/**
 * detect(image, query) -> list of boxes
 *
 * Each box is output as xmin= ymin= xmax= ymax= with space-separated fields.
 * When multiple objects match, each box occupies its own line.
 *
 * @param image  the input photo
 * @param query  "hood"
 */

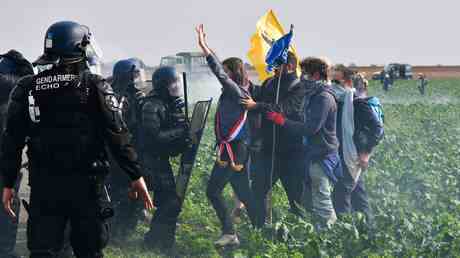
xmin=302 ymin=79 xmax=338 ymax=103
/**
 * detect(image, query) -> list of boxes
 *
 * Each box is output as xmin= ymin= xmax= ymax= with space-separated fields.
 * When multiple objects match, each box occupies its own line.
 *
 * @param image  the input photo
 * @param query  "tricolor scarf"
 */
xmin=215 ymin=109 xmax=248 ymax=172
xmin=331 ymin=84 xmax=362 ymax=185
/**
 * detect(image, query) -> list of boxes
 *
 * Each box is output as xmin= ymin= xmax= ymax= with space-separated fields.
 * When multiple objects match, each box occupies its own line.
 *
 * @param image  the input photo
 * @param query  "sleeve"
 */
xmin=94 ymin=76 xmax=142 ymax=181
xmin=1 ymin=79 xmax=30 ymax=188
xmin=206 ymin=53 xmax=244 ymax=99
xmin=141 ymin=100 xmax=186 ymax=145
xmin=256 ymin=83 xmax=304 ymax=116
xmin=252 ymin=79 xmax=276 ymax=112
xmin=284 ymin=93 xmax=332 ymax=137
xmin=354 ymin=100 xmax=383 ymax=153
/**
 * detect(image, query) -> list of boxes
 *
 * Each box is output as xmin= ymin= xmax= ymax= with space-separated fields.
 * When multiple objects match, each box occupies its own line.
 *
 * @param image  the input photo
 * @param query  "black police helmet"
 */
xmin=113 ymin=58 xmax=144 ymax=77
xmin=152 ymin=66 xmax=179 ymax=91
xmin=0 ymin=50 xmax=34 ymax=77
xmin=112 ymin=58 xmax=146 ymax=94
xmin=34 ymin=21 xmax=95 ymax=66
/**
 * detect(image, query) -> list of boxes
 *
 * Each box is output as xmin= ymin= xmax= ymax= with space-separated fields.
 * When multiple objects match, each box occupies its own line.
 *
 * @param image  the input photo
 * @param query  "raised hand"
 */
xmin=195 ymin=24 xmax=211 ymax=56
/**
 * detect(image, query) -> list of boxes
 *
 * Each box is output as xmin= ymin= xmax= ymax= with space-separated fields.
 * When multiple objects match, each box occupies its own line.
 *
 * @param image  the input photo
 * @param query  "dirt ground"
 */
xmin=346 ymin=66 xmax=460 ymax=79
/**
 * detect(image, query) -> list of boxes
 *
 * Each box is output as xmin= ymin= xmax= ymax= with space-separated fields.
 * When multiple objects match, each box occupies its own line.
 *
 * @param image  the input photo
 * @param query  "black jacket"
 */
xmin=252 ymin=72 xmax=305 ymax=156
xmin=139 ymin=93 xmax=188 ymax=163
xmin=1 ymin=69 xmax=142 ymax=188
xmin=284 ymin=80 xmax=339 ymax=161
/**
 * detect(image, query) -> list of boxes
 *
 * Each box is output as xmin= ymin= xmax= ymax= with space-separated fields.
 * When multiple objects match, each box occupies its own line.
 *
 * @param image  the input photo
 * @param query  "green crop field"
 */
xmin=105 ymin=79 xmax=460 ymax=258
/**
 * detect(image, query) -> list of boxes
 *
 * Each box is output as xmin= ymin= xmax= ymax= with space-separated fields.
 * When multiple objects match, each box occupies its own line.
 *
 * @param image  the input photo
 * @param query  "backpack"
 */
xmin=364 ymin=96 xmax=384 ymax=144
xmin=366 ymin=96 xmax=384 ymax=125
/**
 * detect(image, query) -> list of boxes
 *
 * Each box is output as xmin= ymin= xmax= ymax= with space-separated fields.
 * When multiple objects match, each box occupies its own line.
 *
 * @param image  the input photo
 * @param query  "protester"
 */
xmin=331 ymin=65 xmax=384 ymax=224
xmin=353 ymin=72 xmax=368 ymax=98
xmin=417 ymin=73 xmax=428 ymax=95
xmin=350 ymin=83 xmax=383 ymax=223
xmin=383 ymin=72 xmax=392 ymax=91
xmin=265 ymin=57 xmax=341 ymax=230
xmin=241 ymin=52 xmax=307 ymax=228
xmin=196 ymin=24 xmax=257 ymax=247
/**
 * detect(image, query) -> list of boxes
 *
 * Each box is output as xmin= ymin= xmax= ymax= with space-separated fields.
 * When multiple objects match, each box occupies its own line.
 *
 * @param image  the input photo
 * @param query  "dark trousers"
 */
xmin=145 ymin=158 xmax=181 ymax=248
xmin=27 ymin=176 xmax=109 ymax=258
xmin=206 ymin=163 xmax=256 ymax=234
xmin=332 ymin=165 xmax=373 ymax=223
xmin=252 ymin=152 xmax=306 ymax=228
xmin=107 ymin=159 xmax=144 ymax=239
xmin=0 ymin=173 xmax=22 ymax=257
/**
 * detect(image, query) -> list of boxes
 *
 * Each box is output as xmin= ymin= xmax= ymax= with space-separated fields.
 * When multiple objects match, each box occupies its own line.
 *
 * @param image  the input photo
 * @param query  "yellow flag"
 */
xmin=247 ymin=10 xmax=301 ymax=82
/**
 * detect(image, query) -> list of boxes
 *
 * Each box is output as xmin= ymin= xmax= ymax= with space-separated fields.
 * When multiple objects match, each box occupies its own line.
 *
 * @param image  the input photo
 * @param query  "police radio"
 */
xmin=27 ymin=91 xmax=40 ymax=123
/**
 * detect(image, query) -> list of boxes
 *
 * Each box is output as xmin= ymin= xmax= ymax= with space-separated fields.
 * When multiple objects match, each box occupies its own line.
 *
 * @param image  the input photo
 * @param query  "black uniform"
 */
xmin=140 ymin=92 xmax=189 ymax=250
xmin=108 ymin=89 xmax=145 ymax=240
xmin=251 ymin=72 xmax=307 ymax=227
xmin=108 ymin=86 xmax=146 ymax=241
xmin=1 ymin=66 xmax=142 ymax=258
xmin=0 ymin=50 xmax=34 ymax=258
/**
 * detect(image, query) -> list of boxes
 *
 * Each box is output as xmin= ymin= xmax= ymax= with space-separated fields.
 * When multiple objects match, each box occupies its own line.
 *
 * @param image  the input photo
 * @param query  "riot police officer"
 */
xmin=1 ymin=21 xmax=153 ymax=258
xmin=108 ymin=58 xmax=148 ymax=241
xmin=0 ymin=49 xmax=34 ymax=258
xmin=140 ymin=66 xmax=190 ymax=252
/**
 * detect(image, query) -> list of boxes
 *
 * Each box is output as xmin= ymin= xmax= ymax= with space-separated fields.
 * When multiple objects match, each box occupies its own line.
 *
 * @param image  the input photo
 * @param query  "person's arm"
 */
xmin=93 ymin=75 xmax=153 ymax=210
xmin=283 ymin=93 xmax=332 ymax=137
xmin=195 ymin=24 xmax=244 ymax=98
xmin=1 ymin=79 xmax=29 ymax=188
xmin=1 ymin=77 xmax=31 ymax=219
xmin=242 ymin=79 xmax=276 ymax=112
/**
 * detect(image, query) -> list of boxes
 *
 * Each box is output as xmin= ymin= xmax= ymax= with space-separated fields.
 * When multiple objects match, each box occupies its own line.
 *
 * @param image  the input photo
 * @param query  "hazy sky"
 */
xmin=1 ymin=0 xmax=458 ymax=66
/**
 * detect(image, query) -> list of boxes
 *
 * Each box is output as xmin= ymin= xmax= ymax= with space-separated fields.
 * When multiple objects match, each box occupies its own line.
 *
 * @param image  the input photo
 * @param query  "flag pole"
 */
xmin=268 ymin=63 xmax=285 ymax=232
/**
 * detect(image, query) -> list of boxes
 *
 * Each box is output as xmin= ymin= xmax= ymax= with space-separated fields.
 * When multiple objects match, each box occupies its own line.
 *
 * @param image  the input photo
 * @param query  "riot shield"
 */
xmin=176 ymin=99 xmax=212 ymax=204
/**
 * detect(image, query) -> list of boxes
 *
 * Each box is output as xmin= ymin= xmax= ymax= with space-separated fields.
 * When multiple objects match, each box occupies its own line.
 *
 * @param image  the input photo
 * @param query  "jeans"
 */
xmin=309 ymin=162 xmax=337 ymax=228
xmin=252 ymin=152 xmax=306 ymax=228
xmin=333 ymin=165 xmax=373 ymax=223
xmin=206 ymin=163 xmax=256 ymax=234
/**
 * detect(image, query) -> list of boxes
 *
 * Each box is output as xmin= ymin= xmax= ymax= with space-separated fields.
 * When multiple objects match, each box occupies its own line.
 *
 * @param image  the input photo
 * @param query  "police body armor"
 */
xmin=139 ymin=95 xmax=188 ymax=159
xmin=119 ymin=91 xmax=144 ymax=147
xmin=26 ymin=68 xmax=105 ymax=174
